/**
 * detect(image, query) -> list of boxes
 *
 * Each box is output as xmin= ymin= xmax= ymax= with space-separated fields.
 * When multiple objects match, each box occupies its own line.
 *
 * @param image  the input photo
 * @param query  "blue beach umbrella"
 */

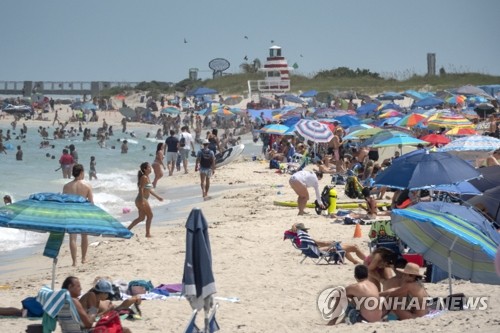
xmin=412 ymin=97 xmax=444 ymax=109
xmin=0 ymin=192 xmax=133 ymax=288
xmin=260 ymin=124 xmax=291 ymax=135
xmin=392 ymin=202 xmax=500 ymax=293
xmin=376 ymin=92 xmax=404 ymax=101
xmin=81 ymin=102 xmax=97 ymax=111
xmin=300 ymin=90 xmax=318 ymax=98
xmin=356 ymin=103 xmax=379 ymax=116
xmin=374 ymin=149 xmax=480 ymax=190
xmin=334 ymin=115 xmax=361 ymax=128
xmin=187 ymin=87 xmax=218 ymax=96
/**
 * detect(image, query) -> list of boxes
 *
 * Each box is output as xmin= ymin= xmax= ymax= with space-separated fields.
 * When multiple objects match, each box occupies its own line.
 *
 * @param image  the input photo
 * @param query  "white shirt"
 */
xmin=179 ymin=131 xmax=194 ymax=150
xmin=290 ymin=170 xmax=322 ymax=203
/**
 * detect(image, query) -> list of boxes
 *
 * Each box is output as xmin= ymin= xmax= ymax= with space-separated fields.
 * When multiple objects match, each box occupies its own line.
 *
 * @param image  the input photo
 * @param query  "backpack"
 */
xmin=314 ymin=185 xmax=333 ymax=214
xmin=200 ymin=148 xmax=214 ymax=168
xmin=345 ymin=176 xmax=364 ymax=199
xmin=179 ymin=134 xmax=186 ymax=147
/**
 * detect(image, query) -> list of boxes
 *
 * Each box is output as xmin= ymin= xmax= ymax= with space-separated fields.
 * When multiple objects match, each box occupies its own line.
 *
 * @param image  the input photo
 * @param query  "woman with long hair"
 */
xmin=151 ymin=142 xmax=166 ymax=188
xmin=128 ymin=162 xmax=163 ymax=237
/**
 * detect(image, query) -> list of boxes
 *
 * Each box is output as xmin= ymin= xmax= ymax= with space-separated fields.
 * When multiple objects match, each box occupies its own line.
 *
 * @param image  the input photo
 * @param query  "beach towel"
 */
xmin=36 ymin=286 xmax=81 ymax=333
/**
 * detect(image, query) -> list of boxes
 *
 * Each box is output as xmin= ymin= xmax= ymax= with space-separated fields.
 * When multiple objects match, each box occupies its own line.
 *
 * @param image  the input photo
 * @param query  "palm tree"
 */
xmin=240 ymin=58 xmax=262 ymax=73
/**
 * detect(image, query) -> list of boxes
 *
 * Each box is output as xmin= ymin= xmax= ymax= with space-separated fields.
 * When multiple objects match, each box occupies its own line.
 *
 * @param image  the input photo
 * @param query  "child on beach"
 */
xmin=89 ymin=156 xmax=97 ymax=180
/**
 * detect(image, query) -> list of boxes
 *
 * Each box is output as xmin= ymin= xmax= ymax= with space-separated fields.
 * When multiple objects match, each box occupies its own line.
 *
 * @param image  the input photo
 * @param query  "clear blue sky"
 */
xmin=1 ymin=0 xmax=499 ymax=83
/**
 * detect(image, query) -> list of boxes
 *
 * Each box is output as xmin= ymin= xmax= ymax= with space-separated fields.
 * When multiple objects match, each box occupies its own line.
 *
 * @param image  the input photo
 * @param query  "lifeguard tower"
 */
xmin=247 ymin=45 xmax=292 ymax=99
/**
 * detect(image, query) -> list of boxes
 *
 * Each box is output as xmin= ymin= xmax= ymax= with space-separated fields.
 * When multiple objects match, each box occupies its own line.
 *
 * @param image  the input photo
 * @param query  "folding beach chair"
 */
xmin=368 ymin=220 xmax=403 ymax=256
xmin=183 ymin=303 xmax=220 ymax=333
xmin=284 ymin=231 xmax=345 ymax=265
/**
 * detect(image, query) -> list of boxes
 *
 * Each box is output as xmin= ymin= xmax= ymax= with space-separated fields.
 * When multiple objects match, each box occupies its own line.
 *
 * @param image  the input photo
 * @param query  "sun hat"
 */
xmin=202 ymin=139 xmax=209 ymax=144
xmin=294 ymin=223 xmax=309 ymax=231
xmin=94 ymin=279 xmax=114 ymax=295
xmin=396 ymin=262 xmax=425 ymax=277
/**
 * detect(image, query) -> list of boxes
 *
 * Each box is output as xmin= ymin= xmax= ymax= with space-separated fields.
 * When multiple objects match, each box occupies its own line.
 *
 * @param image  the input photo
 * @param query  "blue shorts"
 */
xmin=200 ymin=168 xmax=212 ymax=177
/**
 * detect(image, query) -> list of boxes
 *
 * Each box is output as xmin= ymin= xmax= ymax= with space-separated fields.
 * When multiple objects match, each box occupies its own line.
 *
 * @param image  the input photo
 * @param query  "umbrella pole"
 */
xmin=51 ymin=257 xmax=58 ymax=290
xmin=447 ymin=237 xmax=458 ymax=296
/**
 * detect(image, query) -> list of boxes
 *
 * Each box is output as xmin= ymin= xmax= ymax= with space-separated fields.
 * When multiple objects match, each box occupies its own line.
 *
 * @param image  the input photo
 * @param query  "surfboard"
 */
xmin=273 ymin=201 xmax=391 ymax=209
xmin=215 ymin=144 xmax=245 ymax=167
xmin=146 ymin=138 xmax=164 ymax=143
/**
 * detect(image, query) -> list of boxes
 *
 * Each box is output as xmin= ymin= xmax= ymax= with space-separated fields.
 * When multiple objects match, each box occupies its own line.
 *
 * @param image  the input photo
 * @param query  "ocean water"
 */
xmin=0 ymin=121 xmax=262 ymax=255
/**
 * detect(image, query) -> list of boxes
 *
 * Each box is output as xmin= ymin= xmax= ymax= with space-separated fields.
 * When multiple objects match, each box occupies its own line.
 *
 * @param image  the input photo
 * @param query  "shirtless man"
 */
xmin=328 ymin=265 xmax=382 ymax=325
xmin=63 ymin=164 xmax=93 ymax=266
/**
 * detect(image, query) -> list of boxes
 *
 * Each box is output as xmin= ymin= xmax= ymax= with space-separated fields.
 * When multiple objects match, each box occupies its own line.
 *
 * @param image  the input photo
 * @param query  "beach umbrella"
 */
xmin=118 ymin=107 xmax=136 ymax=118
xmin=0 ymin=193 xmax=133 ymax=289
xmin=403 ymin=90 xmax=434 ymax=101
xmin=373 ymin=117 xmax=402 ymax=127
xmin=378 ymin=103 xmax=403 ymax=112
xmin=345 ymin=124 xmax=373 ymax=134
xmin=187 ymin=87 xmax=218 ymax=96
xmin=433 ymin=181 xmax=482 ymax=196
xmin=461 ymin=108 xmax=480 ymax=120
xmin=371 ymin=136 xmax=428 ymax=150
xmin=215 ymin=108 xmax=235 ymax=119
xmin=445 ymin=127 xmax=478 ymax=136
xmin=374 ymin=149 xmax=480 ymax=190
xmin=356 ymin=103 xmax=379 ymax=116
xmin=420 ymin=134 xmax=451 ymax=146
xmin=81 ymin=102 xmax=97 ymax=111
xmin=223 ymin=95 xmax=243 ymax=106
xmin=474 ymin=103 xmax=496 ymax=118
xmin=359 ymin=130 xmax=410 ymax=147
xmin=395 ymin=113 xmax=427 ymax=127
xmin=468 ymin=166 xmax=500 ymax=192
xmin=280 ymin=94 xmax=305 ymax=104
xmin=412 ymin=97 xmax=444 ymax=109
xmin=428 ymin=114 xmax=473 ymax=129
xmin=445 ymin=95 xmax=466 ymax=105
xmin=379 ymin=110 xmax=403 ymax=118
xmin=344 ymin=127 xmax=384 ymax=140
xmin=311 ymin=108 xmax=337 ymax=118
xmin=392 ymin=201 xmax=500 ymax=294
xmin=376 ymin=92 xmax=404 ymax=101
xmin=467 ymin=186 xmax=500 ymax=225
xmin=182 ymin=208 xmax=217 ymax=330
xmin=161 ymin=106 xmax=181 ymax=115
xmin=455 ymin=85 xmax=491 ymax=99
xmin=333 ymin=115 xmax=361 ymax=128
xmin=438 ymin=135 xmax=500 ymax=160
xmin=294 ymin=119 xmax=334 ymax=143
xmin=300 ymin=90 xmax=318 ymax=98
xmin=260 ymin=124 xmax=290 ymax=135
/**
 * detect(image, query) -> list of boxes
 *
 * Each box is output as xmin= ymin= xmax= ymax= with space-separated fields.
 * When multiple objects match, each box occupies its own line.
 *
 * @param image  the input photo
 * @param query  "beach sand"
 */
xmin=1 ymin=102 xmax=500 ymax=333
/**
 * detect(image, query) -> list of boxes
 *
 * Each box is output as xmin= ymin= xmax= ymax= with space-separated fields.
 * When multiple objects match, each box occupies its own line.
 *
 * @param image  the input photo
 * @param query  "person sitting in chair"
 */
xmin=290 ymin=223 xmax=367 ymax=264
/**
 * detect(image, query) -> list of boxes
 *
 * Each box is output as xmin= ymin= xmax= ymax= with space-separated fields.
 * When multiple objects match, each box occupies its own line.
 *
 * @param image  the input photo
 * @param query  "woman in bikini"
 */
xmin=128 ymin=162 xmax=163 ymax=237
xmin=151 ymin=143 xmax=166 ymax=188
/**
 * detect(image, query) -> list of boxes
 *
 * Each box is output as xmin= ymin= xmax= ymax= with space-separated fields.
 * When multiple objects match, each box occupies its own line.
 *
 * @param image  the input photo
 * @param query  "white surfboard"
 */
xmin=119 ymin=138 xmax=138 ymax=144
xmin=215 ymin=144 xmax=245 ymax=167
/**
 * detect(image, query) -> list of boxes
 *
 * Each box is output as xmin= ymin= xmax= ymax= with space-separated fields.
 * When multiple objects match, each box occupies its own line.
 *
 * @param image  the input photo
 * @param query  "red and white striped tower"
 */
xmin=259 ymin=45 xmax=292 ymax=92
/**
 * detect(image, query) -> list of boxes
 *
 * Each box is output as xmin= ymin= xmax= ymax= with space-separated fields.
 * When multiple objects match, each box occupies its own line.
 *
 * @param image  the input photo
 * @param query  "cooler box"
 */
xmin=403 ymin=253 xmax=424 ymax=267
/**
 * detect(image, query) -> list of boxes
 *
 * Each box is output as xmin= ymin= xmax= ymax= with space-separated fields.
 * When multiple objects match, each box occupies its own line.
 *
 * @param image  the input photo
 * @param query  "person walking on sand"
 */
xmin=288 ymin=170 xmax=325 ymax=215
xmin=62 ymin=164 xmax=93 ymax=266
xmin=151 ymin=143 xmax=166 ymax=188
xmin=164 ymin=130 xmax=179 ymax=176
xmin=128 ymin=162 xmax=163 ymax=237
xmin=178 ymin=126 xmax=195 ymax=174
xmin=195 ymin=139 xmax=216 ymax=199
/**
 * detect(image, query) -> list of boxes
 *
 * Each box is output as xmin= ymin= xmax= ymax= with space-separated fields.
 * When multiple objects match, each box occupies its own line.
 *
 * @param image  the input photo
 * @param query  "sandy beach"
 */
xmin=1 ymin=102 xmax=500 ymax=333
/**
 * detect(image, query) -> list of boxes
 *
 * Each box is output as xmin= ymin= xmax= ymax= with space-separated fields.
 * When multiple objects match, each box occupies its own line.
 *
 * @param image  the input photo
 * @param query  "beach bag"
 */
xmin=269 ymin=159 xmax=280 ymax=169
xmin=345 ymin=176 xmax=364 ymax=199
xmin=21 ymin=297 xmax=44 ymax=317
xmin=128 ymin=280 xmax=154 ymax=296
xmin=93 ymin=310 xmax=123 ymax=333
xmin=179 ymin=134 xmax=186 ymax=147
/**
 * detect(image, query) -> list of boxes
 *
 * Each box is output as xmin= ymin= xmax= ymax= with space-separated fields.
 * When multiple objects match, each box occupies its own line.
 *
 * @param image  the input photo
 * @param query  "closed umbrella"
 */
xmin=294 ymin=119 xmax=334 ymax=143
xmin=0 ymin=193 xmax=133 ymax=289
xmin=182 ymin=208 xmax=216 ymax=312
xmin=392 ymin=201 xmax=500 ymax=294
xmin=374 ymin=149 xmax=480 ymax=190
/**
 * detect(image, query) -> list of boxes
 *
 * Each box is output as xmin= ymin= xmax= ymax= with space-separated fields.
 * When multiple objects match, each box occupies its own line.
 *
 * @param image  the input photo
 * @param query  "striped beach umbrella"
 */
xmin=427 ymin=114 xmax=473 ymax=129
xmin=395 ymin=113 xmax=427 ymax=127
xmin=295 ymin=119 xmax=334 ymax=143
xmin=440 ymin=135 xmax=500 ymax=152
xmin=379 ymin=109 xmax=403 ymax=118
xmin=0 ymin=192 xmax=133 ymax=288
xmin=392 ymin=201 xmax=500 ymax=291
xmin=445 ymin=127 xmax=478 ymax=136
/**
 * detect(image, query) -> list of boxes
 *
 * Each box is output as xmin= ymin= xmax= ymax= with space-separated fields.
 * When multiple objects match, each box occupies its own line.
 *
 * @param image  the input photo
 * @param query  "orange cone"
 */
xmin=353 ymin=223 xmax=362 ymax=238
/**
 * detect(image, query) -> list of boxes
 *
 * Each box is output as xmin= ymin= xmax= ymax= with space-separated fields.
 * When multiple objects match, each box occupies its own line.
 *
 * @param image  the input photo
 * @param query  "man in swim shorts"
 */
xmin=195 ymin=139 xmax=216 ymax=199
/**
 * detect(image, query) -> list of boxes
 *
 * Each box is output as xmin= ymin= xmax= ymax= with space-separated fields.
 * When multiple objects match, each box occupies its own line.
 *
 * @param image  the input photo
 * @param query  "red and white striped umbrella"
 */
xmin=294 ymin=119 xmax=334 ymax=143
